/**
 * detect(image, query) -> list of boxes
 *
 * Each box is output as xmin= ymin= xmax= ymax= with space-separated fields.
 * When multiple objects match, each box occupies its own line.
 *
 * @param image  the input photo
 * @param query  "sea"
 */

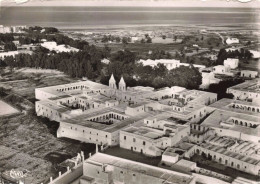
xmin=0 ymin=6 xmax=259 ymax=30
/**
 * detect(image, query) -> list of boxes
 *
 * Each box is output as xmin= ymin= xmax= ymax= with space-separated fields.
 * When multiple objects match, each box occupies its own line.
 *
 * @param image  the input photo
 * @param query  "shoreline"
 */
xmin=60 ymin=23 xmax=260 ymax=31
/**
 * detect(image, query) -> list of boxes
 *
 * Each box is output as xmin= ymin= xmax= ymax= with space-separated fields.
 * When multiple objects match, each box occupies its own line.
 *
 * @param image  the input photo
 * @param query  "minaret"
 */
xmin=119 ymin=76 xmax=126 ymax=91
xmin=109 ymin=74 xmax=117 ymax=89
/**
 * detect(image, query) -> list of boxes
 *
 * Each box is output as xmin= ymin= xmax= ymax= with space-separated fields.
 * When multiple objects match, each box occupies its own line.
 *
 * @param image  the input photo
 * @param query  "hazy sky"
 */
xmin=1 ymin=0 xmax=260 ymax=7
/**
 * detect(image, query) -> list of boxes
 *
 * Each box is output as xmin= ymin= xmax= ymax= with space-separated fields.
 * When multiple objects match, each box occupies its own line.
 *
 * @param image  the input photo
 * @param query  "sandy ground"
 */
xmin=16 ymin=68 xmax=64 ymax=75
xmin=0 ymin=100 xmax=19 ymax=116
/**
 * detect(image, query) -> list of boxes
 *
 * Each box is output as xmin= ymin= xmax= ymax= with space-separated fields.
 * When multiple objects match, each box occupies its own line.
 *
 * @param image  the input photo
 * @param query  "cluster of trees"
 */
xmin=101 ymin=35 xmax=132 ymax=45
xmin=4 ymin=42 xmax=17 ymax=51
xmin=101 ymin=35 xmax=121 ymax=43
xmin=208 ymin=79 xmax=244 ymax=100
xmin=3 ymin=45 xmax=105 ymax=79
xmin=216 ymin=48 xmax=253 ymax=65
xmin=147 ymin=49 xmax=173 ymax=60
xmin=0 ymin=34 xmax=14 ymax=43
xmin=140 ymin=34 xmax=152 ymax=43
xmin=25 ymin=26 xmax=59 ymax=34
xmin=21 ymin=26 xmax=88 ymax=50
xmin=101 ymin=49 xmax=202 ymax=89
xmin=0 ymin=34 xmax=16 ymax=51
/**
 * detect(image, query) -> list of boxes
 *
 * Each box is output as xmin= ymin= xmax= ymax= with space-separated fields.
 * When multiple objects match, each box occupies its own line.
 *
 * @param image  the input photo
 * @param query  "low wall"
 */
xmin=49 ymin=163 xmax=83 ymax=184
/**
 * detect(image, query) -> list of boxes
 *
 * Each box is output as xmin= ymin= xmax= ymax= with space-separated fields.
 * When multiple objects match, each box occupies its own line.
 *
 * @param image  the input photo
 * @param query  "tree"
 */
xmin=146 ymin=36 xmax=152 ymax=43
xmin=4 ymin=42 xmax=17 ymax=51
xmin=122 ymin=37 xmax=129 ymax=45
xmin=216 ymin=48 xmax=227 ymax=65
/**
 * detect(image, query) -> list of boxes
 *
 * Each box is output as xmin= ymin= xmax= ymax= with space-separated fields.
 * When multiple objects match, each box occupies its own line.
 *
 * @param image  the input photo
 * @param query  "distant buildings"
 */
xmin=0 ymin=25 xmax=26 ymax=33
xmin=137 ymin=59 xmax=205 ymax=71
xmin=240 ymin=70 xmax=258 ymax=78
xmin=101 ymin=58 xmax=110 ymax=64
xmin=249 ymin=50 xmax=260 ymax=59
xmin=226 ymin=38 xmax=239 ymax=45
xmin=224 ymin=58 xmax=239 ymax=69
xmin=40 ymin=41 xmax=79 ymax=53
xmin=0 ymin=51 xmax=19 ymax=60
xmin=138 ymin=59 xmax=180 ymax=70
xmin=212 ymin=65 xmax=233 ymax=76
xmin=200 ymin=71 xmax=221 ymax=89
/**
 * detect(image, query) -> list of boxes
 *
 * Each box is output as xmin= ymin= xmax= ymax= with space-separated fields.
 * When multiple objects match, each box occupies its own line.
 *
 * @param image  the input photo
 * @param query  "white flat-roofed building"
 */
xmin=226 ymin=38 xmax=239 ymax=45
xmin=101 ymin=58 xmax=110 ymax=64
xmin=138 ymin=59 xmax=180 ymax=70
xmin=201 ymin=98 xmax=260 ymax=143
xmin=57 ymin=109 xmax=152 ymax=146
xmin=212 ymin=65 xmax=233 ymax=76
xmin=241 ymin=70 xmax=258 ymax=78
xmin=41 ymin=41 xmax=79 ymax=53
xmin=120 ymin=114 xmax=190 ymax=156
xmin=162 ymin=147 xmax=180 ymax=165
xmin=226 ymin=78 xmax=260 ymax=102
xmin=249 ymin=50 xmax=260 ymax=59
xmin=0 ymin=51 xmax=19 ymax=60
xmin=224 ymin=58 xmax=239 ymax=69
xmin=185 ymin=141 xmax=260 ymax=176
xmin=200 ymin=71 xmax=221 ymax=89
xmin=137 ymin=59 xmax=205 ymax=71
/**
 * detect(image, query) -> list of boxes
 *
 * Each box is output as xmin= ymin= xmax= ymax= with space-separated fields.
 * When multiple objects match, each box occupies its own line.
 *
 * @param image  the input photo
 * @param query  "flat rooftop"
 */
xmin=62 ymin=110 xmax=152 ymax=133
xmin=200 ymin=142 xmax=260 ymax=166
xmin=228 ymin=79 xmax=260 ymax=93
xmin=86 ymin=153 xmax=193 ymax=184
xmin=36 ymin=80 xmax=110 ymax=96
xmin=122 ymin=126 xmax=165 ymax=140
xmin=201 ymin=110 xmax=260 ymax=137
xmin=36 ymin=100 xmax=70 ymax=113
xmin=209 ymin=98 xmax=260 ymax=115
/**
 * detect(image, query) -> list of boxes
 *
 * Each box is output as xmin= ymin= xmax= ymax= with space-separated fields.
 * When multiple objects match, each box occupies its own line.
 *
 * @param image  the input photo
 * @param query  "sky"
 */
xmin=1 ymin=0 xmax=260 ymax=8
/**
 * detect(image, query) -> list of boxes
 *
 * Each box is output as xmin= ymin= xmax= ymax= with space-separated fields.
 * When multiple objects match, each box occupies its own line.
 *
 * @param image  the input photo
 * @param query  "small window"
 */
xmin=106 ymin=135 xmax=108 ymax=138
xmin=133 ymin=138 xmax=136 ymax=142
xmin=124 ymin=136 xmax=126 ymax=140
xmin=120 ymin=171 xmax=123 ymax=174
xmin=143 ymin=141 xmax=145 ymax=146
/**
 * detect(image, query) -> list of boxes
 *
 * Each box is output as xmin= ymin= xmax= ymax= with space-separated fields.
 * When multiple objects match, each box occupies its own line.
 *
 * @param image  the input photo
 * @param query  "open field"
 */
xmin=0 ymin=68 xmax=78 ymax=100
xmin=0 ymin=100 xmax=19 ymax=116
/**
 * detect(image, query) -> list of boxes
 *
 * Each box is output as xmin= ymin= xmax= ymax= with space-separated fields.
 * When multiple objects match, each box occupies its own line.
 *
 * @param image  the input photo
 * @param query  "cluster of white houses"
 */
xmin=35 ymin=75 xmax=260 ymax=184
xmin=136 ymin=58 xmax=258 ymax=90
xmin=0 ymin=25 xmax=26 ymax=33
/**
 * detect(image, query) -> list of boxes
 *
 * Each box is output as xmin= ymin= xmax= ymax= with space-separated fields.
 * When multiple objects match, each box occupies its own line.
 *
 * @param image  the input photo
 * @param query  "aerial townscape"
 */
xmin=0 ymin=1 xmax=260 ymax=184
